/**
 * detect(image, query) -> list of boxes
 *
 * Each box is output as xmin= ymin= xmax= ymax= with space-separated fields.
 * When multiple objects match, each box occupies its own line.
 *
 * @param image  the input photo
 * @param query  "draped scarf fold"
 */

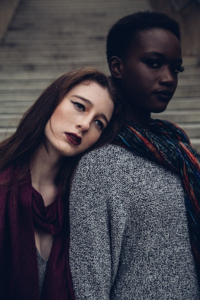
xmin=114 ymin=118 xmax=200 ymax=282
xmin=0 ymin=165 xmax=75 ymax=300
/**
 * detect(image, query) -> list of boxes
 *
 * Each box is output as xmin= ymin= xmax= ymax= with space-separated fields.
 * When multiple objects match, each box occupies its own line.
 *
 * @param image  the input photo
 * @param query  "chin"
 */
xmin=151 ymin=105 xmax=168 ymax=114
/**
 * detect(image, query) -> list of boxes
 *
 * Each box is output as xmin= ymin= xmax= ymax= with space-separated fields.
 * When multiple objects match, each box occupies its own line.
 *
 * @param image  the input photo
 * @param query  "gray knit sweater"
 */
xmin=69 ymin=144 xmax=199 ymax=299
xmin=37 ymin=248 xmax=47 ymax=298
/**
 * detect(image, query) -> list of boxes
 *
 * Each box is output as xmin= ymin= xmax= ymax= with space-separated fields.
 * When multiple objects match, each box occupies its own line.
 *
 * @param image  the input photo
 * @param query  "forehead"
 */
xmin=127 ymin=28 xmax=182 ymax=60
xmin=67 ymin=81 xmax=112 ymax=105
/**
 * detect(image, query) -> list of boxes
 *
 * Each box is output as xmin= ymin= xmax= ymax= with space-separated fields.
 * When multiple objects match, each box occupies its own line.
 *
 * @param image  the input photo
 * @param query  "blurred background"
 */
xmin=0 ymin=0 xmax=200 ymax=151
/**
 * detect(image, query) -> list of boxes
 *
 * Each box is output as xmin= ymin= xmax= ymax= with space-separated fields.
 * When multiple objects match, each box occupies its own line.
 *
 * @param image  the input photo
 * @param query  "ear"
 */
xmin=108 ymin=56 xmax=123 ymax=79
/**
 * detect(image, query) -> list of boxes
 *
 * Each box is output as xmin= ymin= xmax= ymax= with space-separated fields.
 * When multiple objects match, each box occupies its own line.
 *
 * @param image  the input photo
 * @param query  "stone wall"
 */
xmin=149 ymin=0 xmax=200 ymax=57
xmin=0 ymin=0 xmax=21 ymax=43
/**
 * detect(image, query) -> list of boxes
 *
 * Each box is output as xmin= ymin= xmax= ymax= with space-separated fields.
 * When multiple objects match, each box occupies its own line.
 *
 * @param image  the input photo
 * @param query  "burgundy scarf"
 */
xmin=0 ymin=165 xmax=75 ymax=300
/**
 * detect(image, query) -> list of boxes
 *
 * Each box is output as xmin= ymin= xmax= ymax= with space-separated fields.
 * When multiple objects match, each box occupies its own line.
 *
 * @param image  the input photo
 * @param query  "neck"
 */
xmin=124 ymin=99 xmax=151 ymax=131
xmin=30 ymin=144 xmax=62 ymax=196
xmin=116 ymin=84 xmax=151 ymax=130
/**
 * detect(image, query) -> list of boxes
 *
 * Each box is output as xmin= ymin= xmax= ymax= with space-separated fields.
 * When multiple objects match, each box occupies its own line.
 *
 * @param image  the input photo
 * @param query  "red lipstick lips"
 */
xmin=65 ymin=132 xmax=82 ymax=146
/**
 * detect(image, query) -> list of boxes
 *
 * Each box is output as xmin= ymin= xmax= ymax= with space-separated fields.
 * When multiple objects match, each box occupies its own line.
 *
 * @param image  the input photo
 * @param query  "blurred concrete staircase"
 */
xmin=0 ymin=0 xmax=200 ymax=152
xmin=0 ymin=0 xmax=151 ymax=139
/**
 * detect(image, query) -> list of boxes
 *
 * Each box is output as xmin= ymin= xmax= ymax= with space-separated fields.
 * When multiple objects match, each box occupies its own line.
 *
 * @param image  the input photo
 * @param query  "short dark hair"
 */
xmin=106 ymin=11 xmax=181 ymax=62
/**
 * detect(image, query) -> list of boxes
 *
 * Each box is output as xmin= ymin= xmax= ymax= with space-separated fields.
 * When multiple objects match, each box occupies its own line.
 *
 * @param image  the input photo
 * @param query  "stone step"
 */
xmin=190 ymin=139 xmax=200 ymax=152
xmin=0 ymin=93 xmax=199 ymax=107
xmin=0 ymin=128 xmax=15 ymax=142
xmin=15 ymin=0 xmax=148 ymax=7
xmin=0 ymin=99 xmax=199 ymax=113
xmin=174 ymin=88 xmax=200 ymax=98
xmin=175 ymin=123 xmax=200 ymax=138
xmin=2 ymin=37 xmax=106 ymax=44
xmin=0 ymin=72 xmax=60 ymax=80
xmin=152 ymin=110 xmax=200 ymax=123
xmin=0 ymin=115 xmax=21 ymax=127
xmin=12 ymin=4 xmax=147 ymax=12
xmin=8 ymin=4 xmax=149 ymax=14
xmin=0 ymin=78 xmax=198 ymax=88
xmin=3 ymin=30 xmax=199 ymax=41
xmin=0 ymin=92 xmax=41 ymax=101
xmin=0 ymin=81 xmax=51 ymax=90
xmin=0 ymin=57 xmax=105 ymax=64
xmin=0 ymin=87 xmax=200 ymax=101
xmin=2 ymin=66 xmax=200 ymax=84
xmin=1 ymin=70 xmax=199 ymax=81
xmin=0 ymin=105 xmax=31 ymax=114
xmin=0 ymin=62 xmax=105 ymax=72
xmin=0 ymin=47 xmax=105 ymax=57
xmin=0 ymin=68 xmax=198 ymax=81
xmin=167 ymin=98 xmax=200 ymax=109
xmin=0 ymin=78 xmax=199 ymax=88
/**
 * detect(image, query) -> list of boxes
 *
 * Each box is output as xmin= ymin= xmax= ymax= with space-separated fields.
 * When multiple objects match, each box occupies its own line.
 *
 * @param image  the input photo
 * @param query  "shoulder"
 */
xmin=72 ymin=144 xmax=134 ymax=190
xmin=70 ymin=145 xmax=137 ymax=219
xmin=77 ymin=144 xmax=135 ymax=171
xmin=73 ymin=143 xmax=157 ymax=185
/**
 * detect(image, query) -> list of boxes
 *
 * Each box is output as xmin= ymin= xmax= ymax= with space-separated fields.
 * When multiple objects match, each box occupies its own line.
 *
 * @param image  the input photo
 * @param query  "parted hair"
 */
xmin=0 ymin=67 xmax=124 ymax=196
xmin=106 ymin=11 xmax=181 ymax=62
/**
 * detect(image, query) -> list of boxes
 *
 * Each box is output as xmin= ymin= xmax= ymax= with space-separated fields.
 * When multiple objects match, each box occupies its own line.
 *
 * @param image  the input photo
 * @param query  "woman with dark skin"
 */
xmin=69 ymin=12 xmax=200 ymax=299
xmin=0 ymin=67 xmax=123 ymax=300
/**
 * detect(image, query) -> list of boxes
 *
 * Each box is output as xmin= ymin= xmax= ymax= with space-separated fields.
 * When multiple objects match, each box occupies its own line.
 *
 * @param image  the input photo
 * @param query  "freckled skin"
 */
xmin=45 ymin=81 xmax=114 ymax=158
xmin=116 ymin=29 xmax=182 ymax=126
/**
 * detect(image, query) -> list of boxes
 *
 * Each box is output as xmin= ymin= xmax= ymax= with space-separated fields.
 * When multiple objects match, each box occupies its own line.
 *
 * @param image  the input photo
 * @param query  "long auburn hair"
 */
xmin=0 ymin=67 xmax=124 ymax=197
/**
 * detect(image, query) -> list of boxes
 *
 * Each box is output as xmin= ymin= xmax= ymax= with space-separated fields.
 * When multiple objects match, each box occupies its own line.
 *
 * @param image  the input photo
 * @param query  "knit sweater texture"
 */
xmin=37 ymin=249 xmax=47 ymax=298
xmin=69 ymin=144 xmax=199 ymax=300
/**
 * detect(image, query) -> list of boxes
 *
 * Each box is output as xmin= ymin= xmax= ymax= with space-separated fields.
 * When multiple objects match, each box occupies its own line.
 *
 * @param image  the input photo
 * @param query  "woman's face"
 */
xmin=119 ymin=28 xmax=182 ymax=115
xmin=45 ymin=81 xmax=114 ymax=158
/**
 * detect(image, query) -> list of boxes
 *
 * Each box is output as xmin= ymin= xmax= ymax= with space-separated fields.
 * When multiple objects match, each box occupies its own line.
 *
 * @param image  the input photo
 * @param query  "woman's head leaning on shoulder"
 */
xmin=0 ymin=67 xmax=123 ymax=194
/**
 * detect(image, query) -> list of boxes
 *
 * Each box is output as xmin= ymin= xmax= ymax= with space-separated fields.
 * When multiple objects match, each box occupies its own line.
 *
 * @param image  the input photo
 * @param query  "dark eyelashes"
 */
xmin=95 ymin=120 xmax=104 ymax=130
xmin=178 ymin=65 xmax=185 ymax=73
xmin=146 ymin=62 xmax=184 ymax=74
xmin=71 ymin=100 xmax=105 ymax=130
xmin=144 ymin=58 xmax=185 ymax=73
xmin=173 ymin=65 xmax=184 ymax=74
xmin=71 ymin=101 xmax=85 ymax=111
xmin=144 ymin=59 xmax=160 ymax=67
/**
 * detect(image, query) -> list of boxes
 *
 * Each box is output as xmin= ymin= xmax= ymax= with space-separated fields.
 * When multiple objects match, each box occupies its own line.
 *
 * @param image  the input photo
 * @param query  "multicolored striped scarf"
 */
xmin=114 ymin=118 xmax=200 ymax=282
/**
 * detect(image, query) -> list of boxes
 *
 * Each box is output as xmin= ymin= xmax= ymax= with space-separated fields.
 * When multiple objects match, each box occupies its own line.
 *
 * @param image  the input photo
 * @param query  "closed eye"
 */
xmin=71 ymin=101 xmax=85 ymax=112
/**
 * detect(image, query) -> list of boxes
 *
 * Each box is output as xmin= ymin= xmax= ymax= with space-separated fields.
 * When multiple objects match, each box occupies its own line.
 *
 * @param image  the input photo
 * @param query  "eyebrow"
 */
xmin=71 ymin=95 xmax=93 ymax=106
xmin=145 ymin=52 xmax=183 ymax=64
xmin=71 ymin=95 xmax=109 ymax=125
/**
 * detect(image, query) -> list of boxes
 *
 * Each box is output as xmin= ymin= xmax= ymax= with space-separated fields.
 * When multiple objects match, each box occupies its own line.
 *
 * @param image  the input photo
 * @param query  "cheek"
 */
xmin=90 ymin=131 xmax=102 ymax=143
xmin=45 ymin=114 xmax=63 ymax=139
xmin=48 ymin=107 xmax=71 ymax=132
xmin=51 ymin=107 xmax=66 ymax=123
xmin=84 ymin=130 xmax=102 ymax=149
xmin=44 ymin=121 xmax=53 ymax=141
xmin=122 ymin=65 xmax=145 ymax=91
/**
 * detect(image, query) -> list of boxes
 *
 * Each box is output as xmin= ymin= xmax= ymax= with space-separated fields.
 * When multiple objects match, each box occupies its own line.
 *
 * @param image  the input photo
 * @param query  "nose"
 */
xmin=159 ymin=67 xmax=177 ymax=88
xmin=76 ymin=117 xmax=91 ymax=132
